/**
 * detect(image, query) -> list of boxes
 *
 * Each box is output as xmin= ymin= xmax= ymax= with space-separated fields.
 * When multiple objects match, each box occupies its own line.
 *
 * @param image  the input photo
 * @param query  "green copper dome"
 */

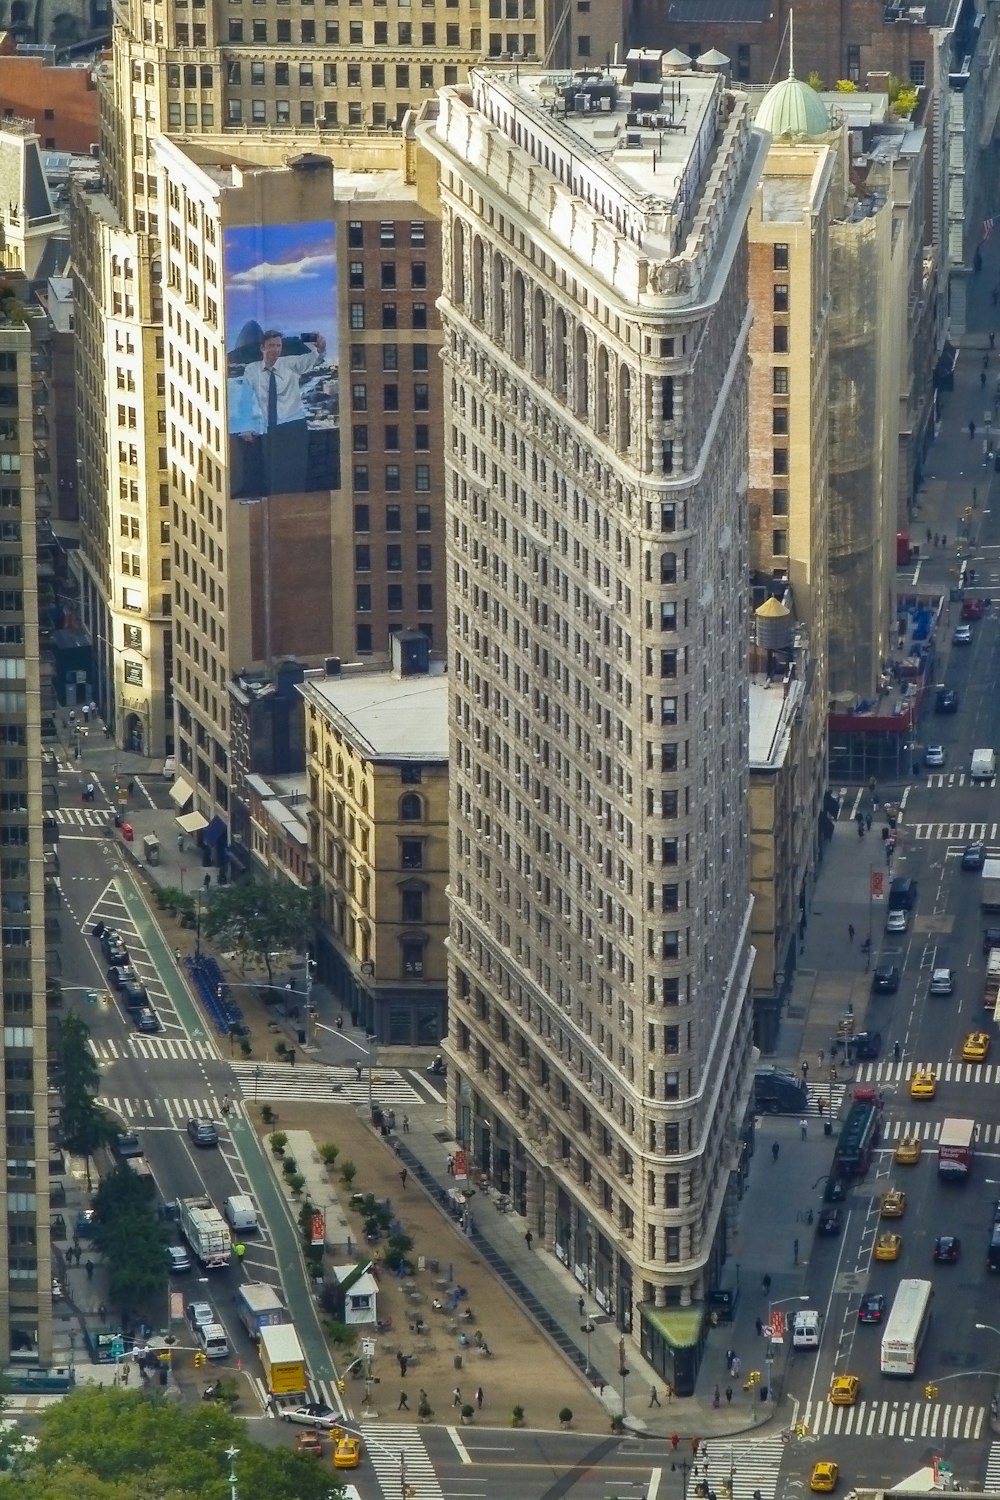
xmin=756 ymin=74 xmax=830 ymax=140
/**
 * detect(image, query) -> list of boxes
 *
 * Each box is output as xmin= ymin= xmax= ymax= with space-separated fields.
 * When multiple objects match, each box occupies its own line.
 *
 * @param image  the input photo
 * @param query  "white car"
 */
xmin=929 ymin=967 xmax=955 ymax=996
xmin=953 ymin=624 xmax=973 ymax=645
xmin=924 ymin=745 xmax=945 ymax=768
xmin=186 ymin=1300 xmax=215 ymax=1330
xmin=885 ymin=909 xmax=908 ymax=933
xmin=281 ymin=1402 xmax=341 ymax=1430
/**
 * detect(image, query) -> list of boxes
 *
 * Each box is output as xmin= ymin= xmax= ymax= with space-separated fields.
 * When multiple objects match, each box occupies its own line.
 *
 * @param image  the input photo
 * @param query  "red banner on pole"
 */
xmin=870 ymin=869 xmax=886 ymax=902
xmin=310 ymin=1210 xmax=325 ymax=1246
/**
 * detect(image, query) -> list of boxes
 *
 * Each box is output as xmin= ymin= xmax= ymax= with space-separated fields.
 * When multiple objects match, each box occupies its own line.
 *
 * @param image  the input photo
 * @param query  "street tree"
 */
xmin=16 ymin=1386 xmax=340 ymax=1500
xmin=92 ymin=1166 xmax=168 ymax=1318
xmin=200 ymin=879 xmax=315 ymax=984
xmin=57 ymin=1011 xmax=117 ymax=1188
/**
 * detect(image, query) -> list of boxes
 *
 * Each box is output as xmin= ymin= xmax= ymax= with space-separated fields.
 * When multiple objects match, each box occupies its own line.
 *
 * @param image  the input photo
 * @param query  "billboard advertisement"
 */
xmin=223 ymin=219 xmax=339 ymax=498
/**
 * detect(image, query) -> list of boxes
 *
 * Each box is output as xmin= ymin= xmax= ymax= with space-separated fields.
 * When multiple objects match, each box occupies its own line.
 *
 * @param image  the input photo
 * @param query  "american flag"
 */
xmin=983 ymin=216 xmax=996 ymax=242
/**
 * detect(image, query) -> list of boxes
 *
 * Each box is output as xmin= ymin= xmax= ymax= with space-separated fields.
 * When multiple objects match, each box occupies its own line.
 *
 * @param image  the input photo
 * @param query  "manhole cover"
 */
xmin=432 ymin=1130 xmax=452 ymax=1143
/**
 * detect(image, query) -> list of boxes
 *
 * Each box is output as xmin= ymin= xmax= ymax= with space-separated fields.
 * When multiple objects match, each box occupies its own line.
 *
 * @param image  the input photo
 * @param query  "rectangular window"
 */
xmin=736 ymin=42 xmax=750 ymax=80
xmin=846 ymin=43 xmax=860 ymax=83
xmin=416 ymin=583 xmax=432 ymax=611
xmin=772 ymin=408 xmax=789 ymax=436
xmin=356 ymin=584 xmax=372 ymax=612
xmin=773 ymin=243 xmax=789 ymax=271
xmin=909 ymin=60 xmax=926 ymax=86
xmin=382 ymin=302 xmax=398 ymax=329
xmin=773 ymin=326 xmax=788 ymax=354
xmin=385 ymin=464 xmax=401 ymax=491
xmin=415 ymin=504 xmax=431 ymax=531
xmin=384 ymin=384 xmax=399 ymax=410
xmin=349 ymin=262 xmax=364 ymax=289
xmin=773 ymin=284 xmax=789 ymax=312
xmin=772 ymin=448 xmax=788 ymax=475
xmin=772 ymin=489 xmax=789 ymax=516
xmin=381 ymin=263 xmax=397 ymax=290
xmin=350 ymin=303 xmax=365 ymax=330
xmin=772 ymin=529 xmax=788 ymax=554
xmin=412 ymin=302 xmax=428 ymax=329
xmin=353 ymin=465 xmax=370 ymax=491
xmin=386 ymin=544 xmax=403 ymax=571
xmin=387 ymin=583 xmax=403 ymax=611
xmin=354 ymin=504 xmax=370 ymax=531
xmin=348 ymin=221 xmax=364 ymax=248
xmin=380 ymin=221 xmax=396 ymax=246
xmin=772 ymin=367 xmax=789 ymax=396
xmin=351 ymin=383 xmax=367 ymax=411
xmin=415 ymin=464 xmax=430 ymax=491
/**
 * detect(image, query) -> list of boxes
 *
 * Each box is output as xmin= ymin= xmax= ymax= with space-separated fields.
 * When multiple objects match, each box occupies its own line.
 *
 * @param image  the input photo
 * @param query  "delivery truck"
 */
xmin=177 ymin=1195 xmax=231 ymax=1269
xmin=971 ymin=748 xmax=997 ymax=781
xmin=258 ymin=1323 xmax=307 ymax=1397
xmin=982 ymin=860 xmax=1000 ymax=913
xmin=937 ymin=1118 xmax=975 ymax=1181
xmin=235 ymin=1282 xmax=290 ymax=1341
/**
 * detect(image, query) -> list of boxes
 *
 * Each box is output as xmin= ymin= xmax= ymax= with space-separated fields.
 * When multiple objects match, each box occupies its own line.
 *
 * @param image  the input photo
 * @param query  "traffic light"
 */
xmin=924 ymin=1383 xmax=938 ymax=1401
xmin=194 ymin=1352 xmax=207 ymax=1369
xmin=337 ymin=1379 xmax=346 ymax=1394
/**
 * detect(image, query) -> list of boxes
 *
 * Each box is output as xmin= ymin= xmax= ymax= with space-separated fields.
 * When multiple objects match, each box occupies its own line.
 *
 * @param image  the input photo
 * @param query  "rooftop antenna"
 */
xmin=764 ymin=8 xmax=794 ymax=89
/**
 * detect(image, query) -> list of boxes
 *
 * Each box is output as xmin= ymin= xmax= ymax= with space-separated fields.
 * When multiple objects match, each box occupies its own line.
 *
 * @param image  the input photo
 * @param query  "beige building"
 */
xmin=300 ymin=633 xmax=448 ymax=1046
xmin=0 ymin=309 xmax=55 ymax=1362
xmin=70 ymin=0 xmax=629 ymax=766
xmin=419 ymin=59 xmax=768 ymax=1386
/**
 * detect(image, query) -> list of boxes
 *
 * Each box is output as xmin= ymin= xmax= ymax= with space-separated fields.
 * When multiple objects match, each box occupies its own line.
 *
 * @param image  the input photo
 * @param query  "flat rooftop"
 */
xmin=301 ymin=669 xmax=448 ymax=763
xmin=749 ymin=677 xmax=801 ymax=768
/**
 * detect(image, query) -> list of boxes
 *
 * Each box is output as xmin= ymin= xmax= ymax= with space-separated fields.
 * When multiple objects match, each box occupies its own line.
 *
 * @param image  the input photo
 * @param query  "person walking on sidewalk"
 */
xmin=970 ymin=419 xmax=977 ymax=440
xmin=848 ymin=922 xmax=855 ymax=943
xmin=650 ymin=1385 xmax=662 ymax=1407
xmin=799 ymin=1118 xmax=808 ymax=1141
xmin=453 ymin=1386 xmax=462 ymax=1407
xmin=476 ymin=1387 xmax=484 ymax=1409
xmin=771 ymin=1141 xmax=779 ymax=1163
xmin=725 ymin=1385 xmax=733 ymax=1404
xmin=524 ymin=1229 xmax=533 ymax=1249
xmin=398 ymin=1391 xmax=409 ymax=1411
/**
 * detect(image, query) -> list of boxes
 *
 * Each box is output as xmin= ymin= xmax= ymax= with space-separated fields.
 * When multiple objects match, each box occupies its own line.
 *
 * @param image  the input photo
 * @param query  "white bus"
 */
xmin=880 ymin=1279 xmax=933 ymax=1376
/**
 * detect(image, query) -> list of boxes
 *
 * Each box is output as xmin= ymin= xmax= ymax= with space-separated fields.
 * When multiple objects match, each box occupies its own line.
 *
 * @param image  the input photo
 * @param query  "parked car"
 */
xmin=120 ymin=980 xmax=150 ymax=1011
xmin=952 ymin=623 xmax=973 ymax=645
xmin=963 ymin=842 xmax=987 ymax=871
xmin=984 ymin=928 xmax=1000 ymax=955
xmin=885 ymin=909 xmax=908 ymax=934
xmin=924 ymin=745 xmax=945 ymax=768
xmin=817 ymin=1208 xmax=843 ymax=1236
xmin=871 ymin=965 xmax=900 ymax=994
xmin=888 ymin=877 xmax=918 ymax=910
xmin=186 ymin=1300 xmax=215 ymax=1330
xmin=935 ymin=688 xmax=959 ymax=714
xmin=107 ymin=964 xmax=140 ymax=989
xmin=114 ymin=1131 xmax=142 ymax=1159
xmin=134 ymin=1006 xmax=161 ymax=1033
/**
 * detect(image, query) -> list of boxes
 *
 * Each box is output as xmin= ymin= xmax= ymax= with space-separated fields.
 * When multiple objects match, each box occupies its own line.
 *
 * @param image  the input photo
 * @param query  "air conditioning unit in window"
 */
xmin=404 ymin=960 xmax=423 ymax=976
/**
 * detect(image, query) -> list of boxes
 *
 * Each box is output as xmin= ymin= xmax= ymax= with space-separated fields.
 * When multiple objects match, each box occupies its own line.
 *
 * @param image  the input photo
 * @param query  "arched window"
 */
xmin=400 ymin=793 xmax=423 ymax=821
xmin=359 ymin=782 xmax=369 ymax=811
xmin=309 ymin=729 xmax=318 ymax=754
xmin=617 ymin=365 xmax=632 ymax=453
xmin=596 ymin=345 xmax=609 ymax=433
xmin=492 ymin=252 xmax=506 ymax=342
xmin=336 ymin=755 xmax=344 ymax=781
xmin=661 ymin=552 xmax=677 ymax=584
xmin=574 ymin=325 xmax=589 ymax=419
xmin=324 ymin=746 xmax=333 ymax=771
xmin=554 ymin=307 xmax=568 ymax=398
xmin=346 ymin=769 xmax=355 ymax=796
xmin=533 ymin=287 xmax=547 ymax=379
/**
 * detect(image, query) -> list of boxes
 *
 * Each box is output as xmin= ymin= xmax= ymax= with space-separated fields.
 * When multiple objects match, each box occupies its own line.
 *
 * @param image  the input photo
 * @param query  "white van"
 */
xmin=197 ymin=1322 xmax=230 ymax=1360
xmin=971 ymin=748 xmax=996 ymax=781
xmin=792 ymin=1310 xmax=821 ymax=1349
xmin=223 ymin=1194 xmax=259 ymax=1233
xmin=161 ymin=756 xmax=176 ymax=780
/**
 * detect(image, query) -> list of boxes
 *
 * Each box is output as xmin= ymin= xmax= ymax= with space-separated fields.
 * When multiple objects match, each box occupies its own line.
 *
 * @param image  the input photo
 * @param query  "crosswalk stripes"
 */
xmin=684 ymin=1438 xmax=786 ymax=1500
xmin=97 ymin=1094 xmax=232 ymax=1123
xmin=857 ymin=1059 xmax=1000 ymax=1086
xmin=911 ymin=821 xmax=999 ymax=840
xmin=878 ymin=1117 xmax=1000 ymax=1145
xmin=230 ymin=1060 xmax=422 ymax=1107
xmin=254 ymin=1375 xmax=333 ymax=1416
xmin=53 ymin=806 xmax=112 ymax=826
xmin=799 ymin=1399 xmax=985 ymax=1441
xmin=925 ymin=773 xmax=997 ymax=789
xmin=361 ymin=1422 xmax=443 ymax=1500
xmin=804 ymin=1082 xmax=847 ymax=1117
xmin=89 ymin=1036 xmax=217 ymax=1063
xmin=984 ymin=1441 xmax=1000 ymax=1492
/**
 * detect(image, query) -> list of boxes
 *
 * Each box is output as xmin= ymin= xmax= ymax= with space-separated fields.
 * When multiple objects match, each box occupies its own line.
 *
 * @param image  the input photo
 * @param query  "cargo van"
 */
xmin=792 ymin=1310 xmax=821 ymax=1349
xmin=197 ymin=1322 xmax=230 ymax=1360
xmin=223 ymin=1194 xmax=259 ymax=1233
xmin=971 ymin=748 xmax=996 ymax=781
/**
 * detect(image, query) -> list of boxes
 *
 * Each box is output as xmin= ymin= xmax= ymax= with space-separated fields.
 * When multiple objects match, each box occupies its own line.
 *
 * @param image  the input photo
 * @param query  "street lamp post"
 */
xmin=581 ymin=1319 xmax=595 ymax=1377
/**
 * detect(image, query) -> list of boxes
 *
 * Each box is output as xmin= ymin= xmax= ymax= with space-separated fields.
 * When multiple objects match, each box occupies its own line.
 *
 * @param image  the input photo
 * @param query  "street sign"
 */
xmin=361 ymin=1338 xmax=375 ymax=1358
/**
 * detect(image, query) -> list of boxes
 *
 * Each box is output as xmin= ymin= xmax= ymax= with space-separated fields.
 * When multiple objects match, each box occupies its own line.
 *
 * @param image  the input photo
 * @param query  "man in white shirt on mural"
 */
xmin=237 ymin=328 xmax=326 ymax=495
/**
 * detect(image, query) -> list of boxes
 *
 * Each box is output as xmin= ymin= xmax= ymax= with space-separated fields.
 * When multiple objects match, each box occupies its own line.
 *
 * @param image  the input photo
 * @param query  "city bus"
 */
xmin=880 ymin=1279 xmax=933 ymax=1376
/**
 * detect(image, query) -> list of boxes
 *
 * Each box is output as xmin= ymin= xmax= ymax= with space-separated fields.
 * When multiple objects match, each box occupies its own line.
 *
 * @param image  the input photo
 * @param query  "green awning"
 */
xmin=641 ymin=1303 xmax=705 ymax=1350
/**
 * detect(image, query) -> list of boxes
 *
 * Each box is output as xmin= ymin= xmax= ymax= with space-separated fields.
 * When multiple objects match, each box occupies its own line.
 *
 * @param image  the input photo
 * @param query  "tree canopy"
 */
xmin=200 ymin=879 xmax=315 ymax=982
xmin=15 ymin=1387 xmax=341 ymax=1500
xmin=56 ymin=1011 xmax=117 ymax=1188
xmin=92 ymin=1166 xmax=168 ymax=1318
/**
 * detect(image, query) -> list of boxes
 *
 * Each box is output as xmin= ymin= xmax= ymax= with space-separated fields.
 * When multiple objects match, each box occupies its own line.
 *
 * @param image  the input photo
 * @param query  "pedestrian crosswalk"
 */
xmin=877 ymin=1116 xmax=1000 ymax=1145
xmin=230 ymin=1060 xmax=421 ymax=1107
xmin=256 ymin=1375 xmax=336 ymax=1416
xmin=90 ymin=1035 xmax=217 ymax=1064
xmin=798 ymin=1398 xmax=985 ymax=1441
xmin=53 ymin=806 xmax=111 ymax=826
xmin=857 ymin=1059 xmax=1000 ymax=1087
xmin=97 ymin=1094 xmax=232 ymax=1125
xmin=361 ymin=1422 xmax=443 ymax=1500
xmin=684 ymin=1438 xmax=786 ymax=1500
xmin=911 ymin=821 xmax=1000 ymax=840
xmin=984 ymin=1441 xmax=1000 ymax=1492
xmin=925 ymin=774 xmax=997 ymax=790
xmin=805 ymin=1082 xmax=847 ymax=1117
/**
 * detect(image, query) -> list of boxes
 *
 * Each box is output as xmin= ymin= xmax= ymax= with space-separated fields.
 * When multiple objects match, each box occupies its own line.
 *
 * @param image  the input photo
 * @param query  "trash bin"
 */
xmin=824 ymin=1119 xmax=833 ymax=1136
xmin=454 ymin=1354 xmax=463 ymax=1370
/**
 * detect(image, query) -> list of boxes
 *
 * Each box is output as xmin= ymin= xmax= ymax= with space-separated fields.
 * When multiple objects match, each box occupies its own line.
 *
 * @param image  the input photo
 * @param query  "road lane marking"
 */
xmin=446 ymin=1427 xmax=471 ymax=1464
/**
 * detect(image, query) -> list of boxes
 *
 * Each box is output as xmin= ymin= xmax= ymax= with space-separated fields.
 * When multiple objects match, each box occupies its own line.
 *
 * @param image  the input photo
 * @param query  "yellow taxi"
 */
xmin=829 ymin=1375 xmax=860 ymax=1407
xmin=962 ymin=1031 xmax=990 ymax=1062
xmin=879 ymin=1188 xmax=906 ymax=1218
xmin=333 ymin=1435 xmax=363 ymax=1470
xmin=810 ymin=1462 xmax=840 ymax=1493
xmin=874 ymin=1232 xmax=902 ymax=1261
xmin=910 ymin=1068 xmax=937 ymax=1099
xmin=894 ymin=1136 xmax=921 ymax=1165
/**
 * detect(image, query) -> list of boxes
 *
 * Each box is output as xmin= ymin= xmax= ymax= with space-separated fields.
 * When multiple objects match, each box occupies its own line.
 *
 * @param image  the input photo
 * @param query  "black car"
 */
xmin=134 ymin=1006 xmax=161 ymax=1033
xmin=851 ymin=1030 xmax=882 ymax=1061
xmin=817 ymin=1208 xmax=843 ymax=1236
xmin=107 ymin=963 xmax=140 ymax=989
xmin=963 ymin=842 xmax=987 ymax=871
xmin=823 ymin=1177 xmax=848 ymax=1204
xmin=871 ymin=965 xmax=900 ymax=994
xmin=120 ymin=980 xmax=149 ymax=1011
xmin=888 ymin=877 xmax=918 ymax=911
xmin=858 ymin=1292 xmax=886 ymax=1325
xmin=993 ymin=1199 xmax=1000 ymax=1226
xmin=114 ymin=1131 xmax=142 ymax=1159
xmin=933 ymin=1235 xmax=961 ymax=1263
xmin=187 ymin=1118 xmax=218 ymax=1148
xmin=984 ymin=928 xmax=1000 ymax=955
xmin=935 ymin=688 xmax=959 ymax=714
xmin=99 ymin=927 xmax=128 ymax=959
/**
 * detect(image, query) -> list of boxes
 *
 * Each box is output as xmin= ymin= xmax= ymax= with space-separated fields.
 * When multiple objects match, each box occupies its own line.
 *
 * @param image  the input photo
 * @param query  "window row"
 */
xmin=354 ymin=543 xmax=433 ymax=572
xmin=353 ymin=503 xmax=433 ymax=532
xmin=356 ymin=584 xmax=434 ymax=612
xmin=349 ymin=343 xmax=430 ymax=371
xmin=221 ymin=18 xmax=477 ymax=45
xmin=357 ymin=622 xmax=433 ymax=654
xmin=353 ymin=464 xmax=432 ymax=492
xmin=348 ymin=262 xmax=427 ymax=291
xmin=348 ymin=302 xmax=431 ymax=331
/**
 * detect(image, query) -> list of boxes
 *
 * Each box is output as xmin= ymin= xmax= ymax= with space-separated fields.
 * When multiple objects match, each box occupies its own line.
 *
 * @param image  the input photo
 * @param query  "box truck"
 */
xmin=258 ymin=1324 xmax=307 ymax=1397
xmin=177 ymin=1196 xmax=231 ymax=1269
xmin=235 ymin=1282 xmax=290 ymax=1341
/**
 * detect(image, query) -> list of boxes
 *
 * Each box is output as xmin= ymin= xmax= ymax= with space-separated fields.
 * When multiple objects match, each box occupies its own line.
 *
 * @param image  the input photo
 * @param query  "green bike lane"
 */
xmin=114 ymin=868 xmax=343 ymax=1407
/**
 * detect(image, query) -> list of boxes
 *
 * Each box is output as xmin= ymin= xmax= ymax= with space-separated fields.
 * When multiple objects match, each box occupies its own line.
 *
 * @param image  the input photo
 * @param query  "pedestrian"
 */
xmin=671 ymin=1433 xmax=680 ymax=1450
xmin=865 ymin=811 xmax=872 ymax=831
xmin=97 ymin=1302 xmax=107 ymax=1322
xmin=801 ymin=1059 xmax=809 ymax=1080
xmin=771 ymin=1141 xmax=779 ymax=1163
xmin=713 ymin=1386 xmax=721 ymax=1408
xmin=926 ymin=527 xmax=932 ymax=543
xmin=177 ymin=834 xmax=184 ymax=851
xmin=725 ymin=1347 xmax=734 ymax=1369
xmin=82 ymin=705 xmax=89 ymax=724
xmin=335 ymin=1015 xmax=343 ymax=1030
xmin=993 ymin=287 xmax=998 ymax=306
xmin=402 ymin=1114 xmax=410 ymax=1133
xmin=174 ymin=947 xmax=181 ymax=962
xmin=799 ymin=1117 xmax=808 ymax=1140
xmin=234 ymin=1242 xmax=245 ymax=1259
xmin=203 ymin=872 xmax=211 ymax=890
xmin=732 ymin=1356 xmax=740 ymax=1378
xmin=970 ymin=419 xmax=977 ymax=440
xmin=942 ymin=533 xmax=947 ymax=547
xmin=762 ymin=1274 xmax=771 ymax=1295
xmin=893 ymin=1039 xmax=901 ymax=1061
xmin=85 ymin=1260 xmax=94 ymax=1281
xmin=847 ymin=922 xmax=854 ymax=943
xmin=579 ymin=1296 xmax=586 ymax=1318
xmin=793 ymin=1238 xmax=799 ymax=1263
xmin=453 ymin=1386 xmax=462 ymax=1407
xmin=355 ymin=1062 xmax=362 ymax=1081
xmin=398 ymin=1352 xmax=408 ymax=1375
xmin=121 ymin=1363 xmax=130 ymax=1386
xmin=525 ymin=1229 xmax=533 ymax=1249
xmin=817 ymin=1097 xmax=825 ymax=1117
xmin=127 ymin=779 xmax=135 ymax=796
xmin=398 ymin=1391 xmax=409 ymax=1410
xmin=725 ymin=1386 xmax=733 ymax=1404
xmin=419 ymin=1389 xmax=428 ymax=1406
xmin=981 ymin=370 xmax=987 ymax=388
xmin=650 ymin=1384 xmax=662 ymax=1407
xmin=857 ymin=820 xmax=864 ymax=839
xmin=447 ymin=1154 xmax=454 ymax=1175
xmin=991 ymin=332 xmax=996 ymax=350
xmin=691 ymin=1438 xmax=700 ymax=1456
xmin=755 ymin=1317 xmax=763 ymax=1336
xmin=400 ymin=1169 xmax=408 ymax=1189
